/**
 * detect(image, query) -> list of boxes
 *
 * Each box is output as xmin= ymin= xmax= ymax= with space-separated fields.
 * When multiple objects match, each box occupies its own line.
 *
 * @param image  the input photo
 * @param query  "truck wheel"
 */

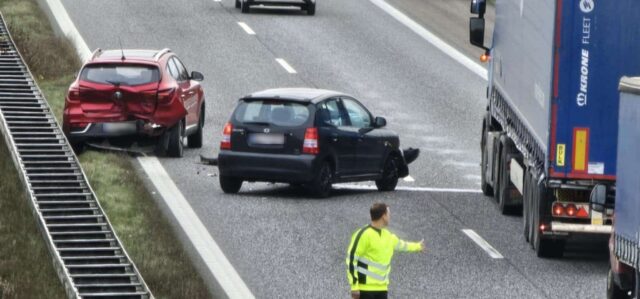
xmin=531 ymin=174 xmax=565 ymax=258
xmin=235 ymin=0 xmax=240 ymax=8
xmin=306 ymin=1 xmax=316 ymax=15
xmin=241 ymin=0 xmax=250 ymax=13
xmin=480 ymin=122 xmax=494 ymax=196
xmin=522 ymin=168 xmax=531 ymax=243
xmin=188 ymin=106 xmax=204 ymax=148
xmin=497 ymin=136 xmax=521 ymax=215
xmin=220 ymin=176 xmax=243 ymax=194
xmin=309 ymin=162 xmax=333 ymax=198
xmin=376 ymin=157 xmax=399 ymax=191
xmin=166 ymin=121 xmax=184 ymax=158
xmin=608 ymin=268 xmax=632 ymax=299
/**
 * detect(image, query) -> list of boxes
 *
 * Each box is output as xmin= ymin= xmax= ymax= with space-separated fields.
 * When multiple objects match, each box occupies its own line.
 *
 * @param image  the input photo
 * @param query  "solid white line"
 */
xmin=275 ymin=58 xmax=297 ymax=74
xmin=403 ymin=175 xmax=415 ymax=182
xmin=237 ymin=22 xmax=256 ymax=35
xmin=334 ymin=183 xmax=482 ymax=193
xmin=461 ymin=229 xmax=504 ymax=259
xmin=138 ymin=157 xmax=255 ymax=298
xmin=42 ymin=1 xmax=255 ymax=298
xmin=369 ymin=0 xmax=488 ymax=81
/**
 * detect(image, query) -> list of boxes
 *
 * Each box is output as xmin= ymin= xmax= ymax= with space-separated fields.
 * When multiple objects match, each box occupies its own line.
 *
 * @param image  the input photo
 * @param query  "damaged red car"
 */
xmin=63 ymin=49 xmax=206 ymax=157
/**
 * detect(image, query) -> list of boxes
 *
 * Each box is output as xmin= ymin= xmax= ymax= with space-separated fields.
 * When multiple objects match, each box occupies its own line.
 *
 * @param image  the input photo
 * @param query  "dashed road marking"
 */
xmin=462 ymin=229 xmax=504 ymax=259
xmin=370 ymin=0 xmax=488 ymax=80
xmin=237 ymin=22 xmax=256 ymax=35
xmin=276 ymin=58 xmax=297 ymax=74
xmin=334 ymin=184 xmax=482 ymax=193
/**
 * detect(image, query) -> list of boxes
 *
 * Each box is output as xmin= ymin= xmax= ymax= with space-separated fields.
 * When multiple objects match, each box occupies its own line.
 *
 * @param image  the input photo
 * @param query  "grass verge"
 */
xmin=0 ymin=0 xmax=212 ymax=298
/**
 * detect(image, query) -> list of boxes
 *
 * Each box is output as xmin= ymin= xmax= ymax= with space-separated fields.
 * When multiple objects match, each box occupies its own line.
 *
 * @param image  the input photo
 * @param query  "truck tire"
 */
xmin=220 ymin=176 xmax=243 ymax=194
xmin=376 ymin=157 xmax=399 ymax=191
xmin=166 ymin=121 xmax=184 ymax=158
xmin=497 ymin=136 xmax=521 ymax=215
xmin=608 ymin=268 xmax=632 ymax=299
xmin=523 ymin=167 xmax=531 ymax=243
xmin=480 ymin=121 xmax=494 ymax=196
xmin=241 ymin=0 xmax=250 ymax=13
xmin=531 ymin=172 xmax=565 ymax=258
xmin=309 ymin=162 xmax=333 ymax=198
xmin=188 ymin=105 xmax=204 ymax=148
xmin=235 ymin=0 xmax=240 ymax=8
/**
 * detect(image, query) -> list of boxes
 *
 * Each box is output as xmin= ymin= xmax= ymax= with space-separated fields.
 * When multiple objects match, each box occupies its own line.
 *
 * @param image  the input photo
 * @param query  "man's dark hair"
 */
xmin=370 ymin=202 xmax=388 ymax=221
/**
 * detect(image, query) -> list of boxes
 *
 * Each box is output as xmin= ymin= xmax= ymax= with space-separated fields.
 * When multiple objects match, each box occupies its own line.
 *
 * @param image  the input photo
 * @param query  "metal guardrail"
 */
xmin=0 ymin=12 xmax=153 ymax=299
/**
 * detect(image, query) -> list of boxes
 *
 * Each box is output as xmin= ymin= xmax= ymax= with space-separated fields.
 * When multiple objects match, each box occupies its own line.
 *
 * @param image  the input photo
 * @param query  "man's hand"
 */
xmin=351 ymin=290 xmax=360 ymax=299
xmin=418 ymin=239 xmax=425 ymax=252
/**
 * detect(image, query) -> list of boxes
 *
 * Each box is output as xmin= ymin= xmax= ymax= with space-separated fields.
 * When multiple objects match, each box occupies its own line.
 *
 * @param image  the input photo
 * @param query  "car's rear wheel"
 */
xmin=306 ymin=1 xmax=316 ymax=15
xmin=70 ymin=141 xmax=85 ymax=155
xmin=376 ymin=157 xmax=399 ymax=192
xmin=241 ymin=0 xmax=250 ymax=13
xmin=166 ymin=121 xmax=184 ymax=158
xmin=188 ymin=106 xmax=204 ymax=148
xmin=235 ymin=0 xmax=240 ymax=8
xmin=309 ymin=162 xmax=332 ymax=198
xmin=220 ymin=176 xmax=243 ymax=194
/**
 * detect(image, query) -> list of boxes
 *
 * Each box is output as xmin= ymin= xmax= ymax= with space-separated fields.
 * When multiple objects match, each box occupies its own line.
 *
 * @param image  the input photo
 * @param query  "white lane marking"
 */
xmin=42 ymin=1 xmax=255 ymax=298
xmin=138 ymin=157 xmax=255 ymax=299
xmin=334 ymin=183 xmax=482 ymax=193
xmin=461 ymin=229 xmax=504 ymax=259
xmin=213 ymin=0 xmax=221 ymax=2
xmin=275 ymin=58 xmax=297 ymax=74
xmin=369 ymin=0 xmax=488 ymax=81
xmin=237 ymin=22 xmax=256 ymax=35
xmin=403 ymin=175 xmax=415 ymax=182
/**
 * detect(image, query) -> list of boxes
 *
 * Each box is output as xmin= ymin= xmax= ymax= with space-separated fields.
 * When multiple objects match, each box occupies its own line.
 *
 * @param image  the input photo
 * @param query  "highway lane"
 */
xmin=57 ymin=0 xmax=608 ymax=297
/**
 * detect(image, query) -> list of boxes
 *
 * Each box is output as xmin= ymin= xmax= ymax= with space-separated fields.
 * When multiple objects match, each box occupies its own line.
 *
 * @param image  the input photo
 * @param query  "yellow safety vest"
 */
xmin=345 ymin=225 xmax=422 ymax=291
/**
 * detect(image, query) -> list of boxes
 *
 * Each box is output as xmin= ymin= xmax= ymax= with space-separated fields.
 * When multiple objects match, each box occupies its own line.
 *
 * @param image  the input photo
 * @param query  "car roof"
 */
xmin=89 ymin=49 xmax=171 ymax=63
xmin=243 ymin=88 xmax=347 ymax=103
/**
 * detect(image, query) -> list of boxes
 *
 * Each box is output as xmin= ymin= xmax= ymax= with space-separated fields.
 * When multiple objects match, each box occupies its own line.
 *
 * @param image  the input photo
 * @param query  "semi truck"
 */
xmin=468 ymin=0 xmax=640 ymax=257
xmin=606 ymin=77 xmax=640 ymax=299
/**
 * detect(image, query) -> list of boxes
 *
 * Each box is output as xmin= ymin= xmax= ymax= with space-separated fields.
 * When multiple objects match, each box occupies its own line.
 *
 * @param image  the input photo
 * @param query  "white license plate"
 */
xmin=249 ymin=133 xmax=285 ymax=145
xmin=103 ymin=122 xmax=137 ymax=134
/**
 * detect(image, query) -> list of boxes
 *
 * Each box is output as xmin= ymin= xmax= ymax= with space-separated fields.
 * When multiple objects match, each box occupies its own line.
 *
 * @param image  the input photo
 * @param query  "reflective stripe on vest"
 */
xmin=357 ymin=266 xmax=387 ymax=282
xmin=351 ymin=255 xmax=390 ymax=272
xmin=395 ymin=240 xmax=409 ymax=252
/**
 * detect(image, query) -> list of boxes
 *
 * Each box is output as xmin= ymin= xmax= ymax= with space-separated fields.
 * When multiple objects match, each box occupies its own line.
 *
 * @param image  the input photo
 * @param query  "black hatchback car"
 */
xmin=217 ymin=88 xmax=412 ymax=197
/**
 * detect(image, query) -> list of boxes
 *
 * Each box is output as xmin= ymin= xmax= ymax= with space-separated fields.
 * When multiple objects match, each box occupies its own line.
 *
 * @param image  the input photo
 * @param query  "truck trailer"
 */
xmin=468 ymin=0 xmax=640 ymax=257
xmin=607 ymin=77 xmax=640 ymax=299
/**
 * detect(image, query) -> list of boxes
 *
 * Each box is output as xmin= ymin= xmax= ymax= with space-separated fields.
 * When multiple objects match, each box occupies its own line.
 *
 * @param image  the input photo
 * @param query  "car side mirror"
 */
xmin=590 ymin=184 xmax=607 ymax=213
xmin=191 ymin=71 xmax=204 ymax=81
xmin=374 ymin=117 xmax=387 ymax=128
xmin=470 ymin=0 xmax=486 ymax=16
xmin=470 ymin=17 xmax=486 ymax=49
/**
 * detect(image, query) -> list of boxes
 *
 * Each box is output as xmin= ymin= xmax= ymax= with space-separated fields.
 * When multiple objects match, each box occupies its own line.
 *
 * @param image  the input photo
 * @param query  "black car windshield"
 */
xmin=234 ymin=100 xmax=310 ymax=127
xmin=80 ymin=64 xmax=160 ymax=86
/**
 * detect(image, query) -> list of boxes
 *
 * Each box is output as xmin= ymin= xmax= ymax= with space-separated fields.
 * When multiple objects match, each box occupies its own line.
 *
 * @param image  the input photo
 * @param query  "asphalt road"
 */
xmin=59 ymin=0 xmax=608 ymax=297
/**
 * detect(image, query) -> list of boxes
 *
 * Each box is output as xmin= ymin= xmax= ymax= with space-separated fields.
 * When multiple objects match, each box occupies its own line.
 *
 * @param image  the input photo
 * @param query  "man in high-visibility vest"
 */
xmin=346 ymin=202 xmax=424 ymax=299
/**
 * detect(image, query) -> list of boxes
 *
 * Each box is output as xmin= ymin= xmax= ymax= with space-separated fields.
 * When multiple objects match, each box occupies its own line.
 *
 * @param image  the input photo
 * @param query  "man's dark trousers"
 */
xmin=359 ymin=291 xmax=388 ymax=299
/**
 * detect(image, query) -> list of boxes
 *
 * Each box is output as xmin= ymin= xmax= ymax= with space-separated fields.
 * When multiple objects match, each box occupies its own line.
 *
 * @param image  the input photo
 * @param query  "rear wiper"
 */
xmin=243 ymin=121 xmax=271 ymax=126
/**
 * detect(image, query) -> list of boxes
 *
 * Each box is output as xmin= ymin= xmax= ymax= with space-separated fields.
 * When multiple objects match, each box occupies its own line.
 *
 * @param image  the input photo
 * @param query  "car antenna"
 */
xmin=119 ymin=38 xmax=125 ymax=61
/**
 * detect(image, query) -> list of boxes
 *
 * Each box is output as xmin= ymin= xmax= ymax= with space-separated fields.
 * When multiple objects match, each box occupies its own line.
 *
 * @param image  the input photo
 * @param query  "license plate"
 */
xmin=249 ymin=133 xmax=285 ymax=145
xmin=103 ymin=122 xmax=137 ymax=134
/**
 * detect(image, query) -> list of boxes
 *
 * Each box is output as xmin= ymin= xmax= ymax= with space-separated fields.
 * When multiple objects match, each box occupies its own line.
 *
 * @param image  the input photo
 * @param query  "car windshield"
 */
xmin=234 ymin=100 xmax=310 ymax=127
xmin=80 ymin=64 xmax=160 ymax=86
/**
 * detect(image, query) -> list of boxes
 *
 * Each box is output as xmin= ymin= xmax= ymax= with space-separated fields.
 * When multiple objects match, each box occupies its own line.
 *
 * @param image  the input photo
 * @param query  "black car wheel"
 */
xmin=241 ymin=0 xmax=250 ymax=13
xmin=220 ymin=176 xmax=243 ymax=194
xmin=166 ymin=121 xmax=184 ymax=158
xmin=235 ymin=0 xmax=240 ymax=8
xmin=376 ymin=157 xmax=399 ymax=192
xmin=309 ymin=162 xmax=333 ymax=198
xmin=306 ymin=1 xmax=316 ymax=15
xmin=188 ymin=105 xmax=204 ymax=148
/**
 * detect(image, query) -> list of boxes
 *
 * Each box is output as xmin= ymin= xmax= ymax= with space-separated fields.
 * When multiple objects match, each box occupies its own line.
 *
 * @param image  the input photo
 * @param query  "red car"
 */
xmin=63 ymin=48 xmax=206 ymax=157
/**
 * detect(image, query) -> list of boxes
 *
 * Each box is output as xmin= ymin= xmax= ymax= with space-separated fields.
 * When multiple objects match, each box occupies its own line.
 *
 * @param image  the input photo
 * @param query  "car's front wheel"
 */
xmin=376 ymin=157 xmax=399 ymax=191
xmin=309 ymin=162 xmax=333 ymax=198
xmin=166 ymin=121 xmax=184 ymax=158
xmin=220 ymin=176 xmax=243 ymax=194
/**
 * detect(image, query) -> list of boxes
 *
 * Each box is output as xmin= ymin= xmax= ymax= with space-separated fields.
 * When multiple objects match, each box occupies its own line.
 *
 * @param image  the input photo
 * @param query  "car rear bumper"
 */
xmin=66 ymin=120 xmax=166 ymax=140
xmin=218 ymin=150 xmax=318 ymax=183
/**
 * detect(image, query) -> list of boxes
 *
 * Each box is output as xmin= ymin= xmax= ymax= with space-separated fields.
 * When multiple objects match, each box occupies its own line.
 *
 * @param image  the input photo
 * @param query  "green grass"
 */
xmin=0 ymin=0 xmax=212 ymax=297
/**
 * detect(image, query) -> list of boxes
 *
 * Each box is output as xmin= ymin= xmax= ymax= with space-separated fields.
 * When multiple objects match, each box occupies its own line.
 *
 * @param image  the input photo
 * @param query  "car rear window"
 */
xmin=80 ymin=64 xmax=160 ymax=86
xmin=234 ymin=100 xmax=310 ymax=127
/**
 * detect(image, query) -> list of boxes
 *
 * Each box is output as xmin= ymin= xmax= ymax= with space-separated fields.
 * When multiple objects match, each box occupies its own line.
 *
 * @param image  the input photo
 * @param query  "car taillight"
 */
xmin=220 ymin=122 xmax=232 ymax=150
xmin=67 ymin=88 xmax=81 ymax=103
xmin=157 ymin=88 xmax=176 ymax=104
xmin=302 ymin=127 xmax=319 ymax=155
